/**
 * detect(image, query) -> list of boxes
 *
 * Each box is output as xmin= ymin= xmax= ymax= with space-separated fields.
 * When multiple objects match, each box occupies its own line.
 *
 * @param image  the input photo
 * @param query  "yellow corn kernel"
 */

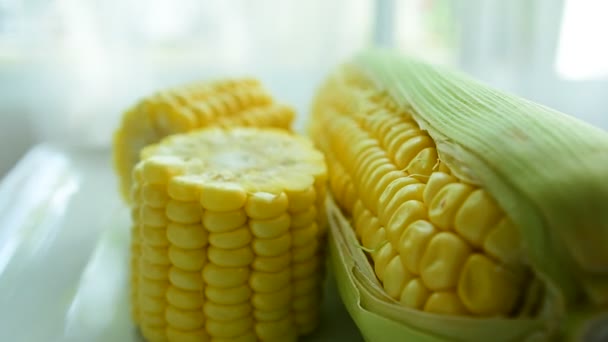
xmin=252 ymin=234 xmax=291 ymax=257
xmin=398 ymin=220 xmax=437 ymax=274
xmin=379 ymin=183 xmax=424 ymax=226
xmin=419 ymin=232 xmax=472 ymax=291
xmin=139 ymin=279 xmax=169 ymax=297
xmin=454 ymin=189 xmax=502 ymax=246
xmin=252 ymin=285 xmax=292 ymax=311
xmin=212 ymin=332 xmax=257 ymax=342
xmin=292 ymin=257 xmax=322 ymax=279
xmin=139 ymin=294 xmax=165 ymax=314
xmin=294 ymin=275 xmax=322 ymax=296
xmin=255 ymin=316 xmax=296 ymax=341
xmin=202 ymin=264 xmax=249 ymax=288
xmin=406 ymin=147 xmax=438 ymax=177
xmin=141 ymin=157 xmax=185 ymax=185
xmin=359 ymin=215 xmax=381 ymax=249
xmin=166 ymin=223 xmax=208 ymax=249
xmin=166 ymin=327 xmax=208 ymax=342
xmin=250 ymin=213 xmax=291 ymax=238
xmin=360 ymin=162 xmax=395 ymax=211
xmin=140 ymin=326 xmax=166 ymax=342
xmin=373 ymin=242 xmax=396 ymax=282
xmin=142 ymin=225 xmax=170 ymax=247
xmin=139 ymin=312 xmax=164 ymax=327
xmin=165 ymin=199 xmax=201 ymax=224
xmin=395 ymin=135 xmax=434 ymax=170
xmin=168 ymin=246 xmax=206 ymax=271
xmin=208 ymin=226 xmax=252 ymax=249
xmin=400 ymin=278 xmax=430 ymax=309
xmin=208 ymin=245 xmax=254 ymax=267
xmin=202 ymin=209 xmax=247 ymax=233
xmin=250 ymin=269 xmax=291 ymax=293
xmin=292 ymin=223 xmax=319 ymax=247
xmin=200 ymin=183 xmax=247 ymax=212
xmin=386 ymin=200 xmax=427 ymax=246
xmin=458 ymin=254 xmax=524 ymax=315
xmin=292 ymin=291 xmax=321 ymax=311
xmin=377 ymin=177 xmax=416 ymax=212
xmin=253 ymin=253 xmax=291 ymax=272
xmin=169 ymin=267 xmax=203 ymax=291
xmin=428 ymin=183 xmax=474 ymax=230
xmin=291 ymin=206 xmax=317 ymax=229
xmin=483 ymin=217 xmax=522 ymax=266
xmin=141 ymin=207 xmax=169 ymax=228
xmin=423 ymin=292 xmax=468 ymax=315
xmin=205 ymin=285 xmax=251 ymax=305
xmin=142 ymin=245 xmax=170 ymax=265
xmin=206 ymin=317 xmax=254 ymax=338
xmin=245 ymin=192 xmax=289 ymax=219
xmin=142 ymin=183 xmax=169 ymax=208
xmin=362 ymin=227 xmax=387 ymax=252
xmin=254 ymin=309 xmax=290 ymax=321
xmin=383 ymin=255 xmax=414 ymax=299
xmin=167 ymin=176 xmax=201 ymax=202
xmin=422 ymin=172 xmax=457 ymax=205
xmin=166 ymin=286 xmax=202 ymax=310
xmin=354 ymin=208 xmax=373 ymax=239
xmin=140 ymin=260 xmax=170 ymax=280
xmin=286 ymin=187 xmax=316 ymax=213
xmin=165 ymin=305 xmax=205 ymax=330
xmin=203 ymin=302 xmax=252 ymax=321
xmin=371 ymin=171 xmax=404 ymax=214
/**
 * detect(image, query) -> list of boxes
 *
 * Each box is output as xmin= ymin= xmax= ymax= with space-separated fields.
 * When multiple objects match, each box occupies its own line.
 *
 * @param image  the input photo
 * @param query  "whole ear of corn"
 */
xmin=311 ymin=50 xmax=608 ymax=341
xmin=114 ymin=79 xmax=295 ymax=203
xmin=130 ymin=127 xmax=327 ymax=341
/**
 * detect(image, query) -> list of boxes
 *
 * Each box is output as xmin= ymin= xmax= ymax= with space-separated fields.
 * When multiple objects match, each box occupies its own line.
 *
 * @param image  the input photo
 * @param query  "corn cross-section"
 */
xmin=130 ymin=127 xmax=327 ymax=341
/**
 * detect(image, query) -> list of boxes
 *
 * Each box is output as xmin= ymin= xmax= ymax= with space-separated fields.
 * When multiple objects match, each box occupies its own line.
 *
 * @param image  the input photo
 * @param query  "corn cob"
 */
xmin=311 ymin=51 xmax=608 ymax=341
xmin=314 ymin=69 xmax=529 ymax=317
xmin=114 ymin=79 xmax=295 ymax=203
xmin=130 ymin=127 xmax=327 ymax=341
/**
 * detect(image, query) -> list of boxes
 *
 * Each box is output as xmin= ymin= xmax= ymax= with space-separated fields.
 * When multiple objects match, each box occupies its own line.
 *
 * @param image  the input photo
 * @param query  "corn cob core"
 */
xmin=130 ymin=127 xmax=327 ymax=341
xmin=311 ymin=65 xmax=535 ymax=317
xmin=114 ymin=78 xmax=295 ymax=202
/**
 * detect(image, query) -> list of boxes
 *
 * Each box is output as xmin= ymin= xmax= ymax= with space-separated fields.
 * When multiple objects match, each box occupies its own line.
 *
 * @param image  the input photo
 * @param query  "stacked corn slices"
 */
xmin=113 ymin=78 xmax=295 ymax=203
xmin=311 ymin=51 xmax=608 ymax=341
xmin=130 ymin=127 xmax=328 ymax=341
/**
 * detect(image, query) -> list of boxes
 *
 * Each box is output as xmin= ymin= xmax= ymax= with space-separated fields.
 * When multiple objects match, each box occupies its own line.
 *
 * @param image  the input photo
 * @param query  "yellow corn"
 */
xmin=130 ymin=127 xmax=327 ymax=341
xmin=311 ymin=64 xmax=531 ymax=317
xmin=114 ymin=78 xmax=295 ymax=202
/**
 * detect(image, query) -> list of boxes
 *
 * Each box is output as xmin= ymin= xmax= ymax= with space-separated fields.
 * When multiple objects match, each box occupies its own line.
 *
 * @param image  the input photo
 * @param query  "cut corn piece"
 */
xmin=114 ymin=78 xmax=295 ymax=202
xmin=130 ymin=127 xmax=327 ymax=341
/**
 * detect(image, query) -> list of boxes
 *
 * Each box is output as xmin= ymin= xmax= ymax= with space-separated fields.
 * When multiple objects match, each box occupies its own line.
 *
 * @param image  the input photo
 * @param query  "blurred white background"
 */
xmin=1 ymin=0 xmax=607 ymax=178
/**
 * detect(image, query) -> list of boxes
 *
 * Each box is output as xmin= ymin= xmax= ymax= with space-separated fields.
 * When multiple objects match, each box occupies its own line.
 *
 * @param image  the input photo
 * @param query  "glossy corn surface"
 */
xmin=311 ymin=65 xmax=537 ymax=317
xmin=130 ymin=127 xmax=327 ymax=341
xmin=114 ymin=79 xmax=295 ymax=202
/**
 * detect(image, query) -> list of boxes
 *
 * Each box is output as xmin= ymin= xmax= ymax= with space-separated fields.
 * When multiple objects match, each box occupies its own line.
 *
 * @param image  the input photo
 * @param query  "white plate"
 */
xmin=0 ymin=144 xmax=363 ymax=342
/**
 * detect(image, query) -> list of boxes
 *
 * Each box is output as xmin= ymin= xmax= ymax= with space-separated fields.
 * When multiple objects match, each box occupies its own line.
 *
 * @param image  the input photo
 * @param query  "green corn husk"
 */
xmin=317 ymin=50 xmax=608 ymax=341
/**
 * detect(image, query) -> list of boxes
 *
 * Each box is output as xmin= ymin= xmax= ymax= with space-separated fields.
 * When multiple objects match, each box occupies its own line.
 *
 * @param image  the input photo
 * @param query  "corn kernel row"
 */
xmin=129 ymin=128 xmax=327 ymax=341
xmin=311 ymin=66 xmax=536 ymax=317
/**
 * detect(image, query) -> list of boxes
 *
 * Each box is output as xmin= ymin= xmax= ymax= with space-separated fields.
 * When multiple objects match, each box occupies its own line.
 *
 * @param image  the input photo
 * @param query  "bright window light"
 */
xmin=555 ymin=0 xmax=608 ymax=80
